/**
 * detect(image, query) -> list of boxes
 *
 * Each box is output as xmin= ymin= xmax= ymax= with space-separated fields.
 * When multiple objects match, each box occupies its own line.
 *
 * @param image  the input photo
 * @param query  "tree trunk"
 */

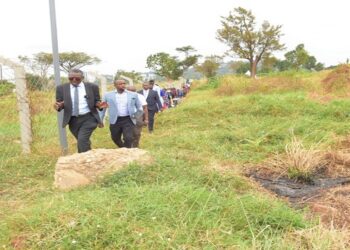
xmin=250 ymin=60 xmax=257 ymax=78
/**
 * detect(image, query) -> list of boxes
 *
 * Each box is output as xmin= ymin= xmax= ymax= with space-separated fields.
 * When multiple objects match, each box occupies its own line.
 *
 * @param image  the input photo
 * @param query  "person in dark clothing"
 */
xmin=138 ymin=82 xmax=162 ymax=133
xmin=54 ymin=69 xmax=103 ymax=153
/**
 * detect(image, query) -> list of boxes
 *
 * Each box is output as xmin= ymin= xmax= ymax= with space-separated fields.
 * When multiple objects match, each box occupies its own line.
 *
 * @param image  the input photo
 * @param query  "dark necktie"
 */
xmin=72 ymin=85 xmax=79 ymax=116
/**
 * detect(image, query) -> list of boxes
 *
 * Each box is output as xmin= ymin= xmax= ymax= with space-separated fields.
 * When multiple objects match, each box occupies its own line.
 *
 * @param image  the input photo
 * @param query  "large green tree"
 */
xmin=284 ymin=44 xmax=324 ymax=71
xmin=146 ymin=52 xmax=183 ymax=80
xmin=147 ymin=46 xmax=200 ymax=80
xmin=275 ymin=44 xmax=324 ymax=71
xmin=58 ymin=52 xmax=101 ymax=73
xmin=217 ymin=7 xmax=285 ymax=78
xmin=176 ymin=45 xmax=201 ymax=72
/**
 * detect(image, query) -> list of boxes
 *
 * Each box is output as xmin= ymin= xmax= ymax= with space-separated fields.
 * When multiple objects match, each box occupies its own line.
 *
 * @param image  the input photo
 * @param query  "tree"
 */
xmin=284 ymin=44 xmax=309 ymax=70
xmin=217 ymin=7 xmax=285 ymax=78
xmin=19 ymin=52 xmax=52 ymax=79
xmin=275 ymin=59 xmax=291 ymax=72
xmin=146 ymin=52 xmax=183 ymax=80
xmin=19 ymin=52 xmax=53 ymax=90
xmin=195 ymin=55 xmax=222 ymax=78
xmin=279 ymin=44 xmax=324 ymax=71
xmin=115 ymin=70 xmax=142 ymax=83
xmin=230 ymin=61 xmax=250 ymax=74
xmin=259 ymin=54 xmax=278 ymax=73
xmin=176 ymin=45 xmax=201 ymax=72
xmin=58 ymin=52 xmax=101 ymax=73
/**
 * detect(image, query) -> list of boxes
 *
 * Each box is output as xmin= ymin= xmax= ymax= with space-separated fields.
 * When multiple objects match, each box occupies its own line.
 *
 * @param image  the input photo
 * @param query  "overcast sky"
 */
xmin=1 ymin=0 xmax=349 ymax=75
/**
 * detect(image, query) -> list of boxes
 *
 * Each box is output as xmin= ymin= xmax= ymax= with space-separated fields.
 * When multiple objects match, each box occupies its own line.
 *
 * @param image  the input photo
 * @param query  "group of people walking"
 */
xmin=54 ymin=69 xmax=164 ymax=153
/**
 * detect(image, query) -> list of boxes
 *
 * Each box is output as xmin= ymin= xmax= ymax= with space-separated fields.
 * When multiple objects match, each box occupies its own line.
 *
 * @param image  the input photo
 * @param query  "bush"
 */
xmin=0 ymin=80 xmax=15 ymax=96
xmin=25 ymin=73 xmax=52 ymax=91
xmin=195 ymin=77 xmax=220 ymax=90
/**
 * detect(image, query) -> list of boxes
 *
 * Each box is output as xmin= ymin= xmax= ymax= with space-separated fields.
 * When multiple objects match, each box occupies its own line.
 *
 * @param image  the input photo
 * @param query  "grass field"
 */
xmin=1 ymin=70 xmax=350 ymax=248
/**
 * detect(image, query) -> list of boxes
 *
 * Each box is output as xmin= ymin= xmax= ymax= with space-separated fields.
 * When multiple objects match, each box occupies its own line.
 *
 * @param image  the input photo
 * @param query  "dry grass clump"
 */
xmin=215 ymin=74 xmax=313 ymax=96
xmin=282 ymin=225 xmax=350 ymax=249
xmin=285 ymin=136 xmax=325 ymax=182
xmin=322 ymin=64 xmax=350 ymax=93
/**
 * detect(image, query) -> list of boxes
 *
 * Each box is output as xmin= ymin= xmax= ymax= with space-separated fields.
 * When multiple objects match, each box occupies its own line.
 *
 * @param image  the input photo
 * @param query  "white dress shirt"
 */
xmin=115 ymin=91 xmax=129 ymax=116
xmin=137 ymin=93 xmax=147 ymax=107
xmin=70 ymin=83 xmax=90 ymax=115
xmin=152 ymin=84 xmax=164 ymax=105
xmin=142 ymin=89 xmax=149 ymax=99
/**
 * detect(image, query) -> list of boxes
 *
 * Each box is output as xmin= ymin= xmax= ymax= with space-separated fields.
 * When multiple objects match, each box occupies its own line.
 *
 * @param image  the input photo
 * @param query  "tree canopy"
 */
xmin=217 ymin=7 xmax=285 ymax=78
xmin=115 ymin=70 xmax=142 ymax=83
xmin=58 ymin=52 xmax=101 ymax=73
xmin=19 ymin=52 xmax=52 ymax=79
xmin=195 ymin=56 xmax=222 ymax=78
xmin=146 ymin=46 xmax=200 ymax=80
xmin=273 ymin=44 xmax=324 ymax=72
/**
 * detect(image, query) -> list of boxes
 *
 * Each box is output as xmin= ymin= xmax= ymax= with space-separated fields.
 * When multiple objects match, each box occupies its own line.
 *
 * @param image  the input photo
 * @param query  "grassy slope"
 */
xmin=1 ymin=72 xmax=349 ymax=248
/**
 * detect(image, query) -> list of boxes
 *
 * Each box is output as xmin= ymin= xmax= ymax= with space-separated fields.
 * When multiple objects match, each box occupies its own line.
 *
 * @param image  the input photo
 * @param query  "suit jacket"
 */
xmin=99 ymin=90 xmax=141 ymax=125
xmin=56 ymin=82 xmax=101 ymax=127
xmin=138 ymin=89 xmax=162 ymax=111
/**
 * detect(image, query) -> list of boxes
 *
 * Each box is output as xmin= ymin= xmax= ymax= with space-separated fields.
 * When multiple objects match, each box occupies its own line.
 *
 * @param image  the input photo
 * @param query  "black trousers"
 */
xmin=132 ymin=125 xmax=143 ymax=148
xmin=110 ymin=116 xmax=135 ymax=148
xmin=68 ymin=113 xmax=98 ymax=153
xmin=148 ymin=109 xmax=157 ymax=132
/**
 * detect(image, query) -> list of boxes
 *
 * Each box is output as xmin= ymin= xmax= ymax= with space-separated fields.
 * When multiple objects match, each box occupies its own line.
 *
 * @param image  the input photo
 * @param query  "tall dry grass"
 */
xmin=213 ymin=69 xmax=342 ymax=97
xmin=281 ymin=225 xmax=350 ymax=249
xmin=285 ymin=135 xmax=324 ymax=180
xmin=322 ymin=64 xmax=350 ymax=94
xmin=215 ymin=73 xmax=321 ymax=96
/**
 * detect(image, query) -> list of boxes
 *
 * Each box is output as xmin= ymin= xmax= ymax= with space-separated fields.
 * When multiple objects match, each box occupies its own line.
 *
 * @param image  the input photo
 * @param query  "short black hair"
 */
xmin=149 ymin=79 xmax=155 ymax=84
xmin=69 ymin=68 xmax=84 ymax=77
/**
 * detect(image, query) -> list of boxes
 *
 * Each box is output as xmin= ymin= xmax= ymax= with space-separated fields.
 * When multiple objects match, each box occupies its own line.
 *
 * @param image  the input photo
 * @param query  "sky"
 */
xmin=1 ymin=0 xmax=350 ymax=75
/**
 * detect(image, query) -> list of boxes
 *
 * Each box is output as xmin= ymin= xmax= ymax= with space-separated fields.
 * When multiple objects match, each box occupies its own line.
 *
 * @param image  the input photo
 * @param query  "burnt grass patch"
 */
xmin=246 ymin=149 xmax=350 ymax=228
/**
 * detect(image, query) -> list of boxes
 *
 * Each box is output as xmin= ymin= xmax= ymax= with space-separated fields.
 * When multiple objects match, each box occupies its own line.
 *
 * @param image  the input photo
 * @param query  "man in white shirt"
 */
xmin=126 ymin=85 xmax=148 ymax=147
xmin=99 ymin=79 xmax=141 ymax=148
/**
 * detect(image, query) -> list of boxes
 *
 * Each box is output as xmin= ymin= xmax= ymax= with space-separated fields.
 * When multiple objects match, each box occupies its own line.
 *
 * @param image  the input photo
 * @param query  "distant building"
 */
xmin=140 ymin=72 xmax=157 ymax=81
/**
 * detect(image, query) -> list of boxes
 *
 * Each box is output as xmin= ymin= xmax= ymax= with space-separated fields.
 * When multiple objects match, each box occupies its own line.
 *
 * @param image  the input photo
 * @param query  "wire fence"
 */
xmin=0 ymin=57 xmax=111 ymax=158
xmin=0 ymin=57 xmax=188 ymax=158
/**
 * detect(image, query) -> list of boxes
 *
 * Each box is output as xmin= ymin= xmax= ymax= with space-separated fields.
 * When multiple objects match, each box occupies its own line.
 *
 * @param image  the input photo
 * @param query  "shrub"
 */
xmin=25 ymin=73 xmax=53 ymax=91
xmin=0 ymin=80 xmax=15 ymax=96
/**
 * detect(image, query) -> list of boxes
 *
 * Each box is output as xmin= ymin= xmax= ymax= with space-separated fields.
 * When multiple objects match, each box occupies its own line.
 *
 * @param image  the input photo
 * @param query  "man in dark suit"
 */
xmin=138 ymin=81 xmax=162 ymax=133
xmin=54 ymin=69 xmax=104 ymax=153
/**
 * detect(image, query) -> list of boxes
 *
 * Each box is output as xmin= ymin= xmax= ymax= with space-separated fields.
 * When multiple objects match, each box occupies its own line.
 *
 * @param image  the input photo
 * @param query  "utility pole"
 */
xmin=49 ymin=0 xmax=68 ymax=155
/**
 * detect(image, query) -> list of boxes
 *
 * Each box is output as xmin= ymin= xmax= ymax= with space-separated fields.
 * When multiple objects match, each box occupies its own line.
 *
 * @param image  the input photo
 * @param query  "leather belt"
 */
xmin=73 ymin=112 xmax=91 ymax=118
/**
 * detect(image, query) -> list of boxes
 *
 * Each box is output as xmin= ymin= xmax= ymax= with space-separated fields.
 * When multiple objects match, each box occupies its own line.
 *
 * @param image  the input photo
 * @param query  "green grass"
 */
xmin=1 ymin=72 xmax=350 ymax=248
xmin=1 ymin=162 xmax=306 ymax=248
